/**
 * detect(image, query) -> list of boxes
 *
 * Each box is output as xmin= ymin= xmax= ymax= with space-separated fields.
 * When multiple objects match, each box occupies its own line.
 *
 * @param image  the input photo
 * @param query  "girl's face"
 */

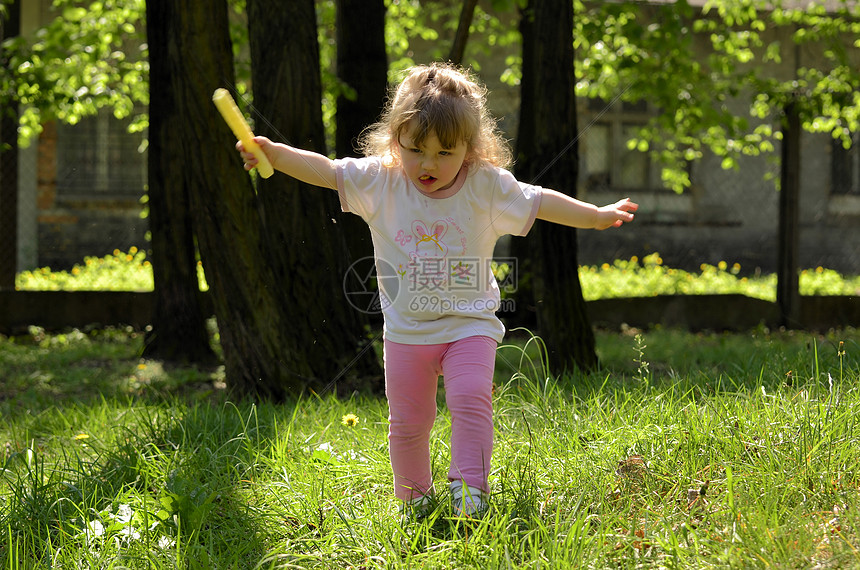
xmin=397 ymin=122 xmax=469 ymax=194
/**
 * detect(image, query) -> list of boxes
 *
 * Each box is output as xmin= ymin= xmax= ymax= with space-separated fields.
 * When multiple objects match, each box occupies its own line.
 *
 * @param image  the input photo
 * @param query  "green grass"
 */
xmin=16 ymin=250 xmax=860 ymax=299
xmin=577 ymin=253 xmax=860 ymax=301
xmin=1 ymin=326 xmax=859 ymax=568
xmin=14 ymin=248 xmax=209 ymax=292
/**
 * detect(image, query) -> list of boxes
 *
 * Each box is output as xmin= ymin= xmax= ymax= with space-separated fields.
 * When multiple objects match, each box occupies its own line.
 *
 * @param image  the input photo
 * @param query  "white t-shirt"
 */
xmin=335 ymin=156 xmax=542 ymax=344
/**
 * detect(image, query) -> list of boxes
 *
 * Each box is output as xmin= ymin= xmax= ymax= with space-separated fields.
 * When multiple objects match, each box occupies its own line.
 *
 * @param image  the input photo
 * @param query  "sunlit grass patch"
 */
xmin=15 ymin=248 xmax=208 ymax=292
xmin=578 ymin=253 xmax=860 ymax=301
xmin=1 ymin=327 xmax=858 ymax=567
xmin=15 ymin=250 xmax=860 ymax=299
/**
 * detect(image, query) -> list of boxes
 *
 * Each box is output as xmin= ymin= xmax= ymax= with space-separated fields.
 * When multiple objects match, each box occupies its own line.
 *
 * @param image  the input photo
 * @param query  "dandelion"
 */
xmin=342 ymin=413 xmax=360 ymax=427
xmin=74 ymin=433 xmax=90 ymax=441
xmin=137 ymin=363 xmax=147 ymax=370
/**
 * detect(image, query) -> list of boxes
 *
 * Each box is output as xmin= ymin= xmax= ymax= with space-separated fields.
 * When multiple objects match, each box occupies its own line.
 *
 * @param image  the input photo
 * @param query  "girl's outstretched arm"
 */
xmin=237 ymin=136 xmax=337 ymax=190
xmin=536 ymin=189 xmax=638 ymax=230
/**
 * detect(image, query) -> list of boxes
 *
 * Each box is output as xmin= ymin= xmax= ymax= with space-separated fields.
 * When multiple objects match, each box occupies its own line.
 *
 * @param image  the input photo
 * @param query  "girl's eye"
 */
xmin=410 ymin=148 xmax=422 ymax=154
xmin=439 ymin=151 xmax=451 ymax=156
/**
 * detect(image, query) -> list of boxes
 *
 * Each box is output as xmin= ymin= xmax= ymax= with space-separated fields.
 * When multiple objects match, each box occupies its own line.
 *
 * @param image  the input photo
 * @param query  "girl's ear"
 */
xmin=383 ymin=137 xmax=401 ymax=168
xmin=389 ymin=132 xmax=402 ymax=158
xmin=464 ymin=145 xmax=477 ymax=165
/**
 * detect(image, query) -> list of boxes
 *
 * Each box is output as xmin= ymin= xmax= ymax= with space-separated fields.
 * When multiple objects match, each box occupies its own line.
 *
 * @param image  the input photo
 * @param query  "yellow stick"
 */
xmin=212 ymin=88 xmax=274 ymax=179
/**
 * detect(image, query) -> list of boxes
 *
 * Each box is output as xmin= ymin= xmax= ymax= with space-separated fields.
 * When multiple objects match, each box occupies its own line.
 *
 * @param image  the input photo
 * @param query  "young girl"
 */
xmin=238 ymin=63 xmax=637 ymax=519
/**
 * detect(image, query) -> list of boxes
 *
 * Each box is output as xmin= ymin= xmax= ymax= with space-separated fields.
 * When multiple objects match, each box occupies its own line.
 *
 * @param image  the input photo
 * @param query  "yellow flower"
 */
xmin=130 ymin=246 xmax=138 ymax=254
xmin=73 ymin=433 xmax=90 ymax=441
xmin=341 ymin=414 xmax=360 ymax=427
xmin=137 ymin=363 xmax=147 ymax=370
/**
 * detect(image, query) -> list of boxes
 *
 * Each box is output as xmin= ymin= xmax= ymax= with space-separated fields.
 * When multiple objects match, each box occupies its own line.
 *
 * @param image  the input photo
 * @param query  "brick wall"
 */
xmin=34 ymin=117 xmax=148 ymax=270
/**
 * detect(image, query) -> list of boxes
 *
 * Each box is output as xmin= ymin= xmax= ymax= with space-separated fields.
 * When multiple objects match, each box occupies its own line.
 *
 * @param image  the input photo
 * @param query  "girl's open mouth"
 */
xmin=419 ymin=174 xmax=436 ymax=185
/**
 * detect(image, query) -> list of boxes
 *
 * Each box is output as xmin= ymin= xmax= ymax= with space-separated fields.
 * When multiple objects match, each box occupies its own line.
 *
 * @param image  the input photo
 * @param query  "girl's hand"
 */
xmin=595 ymin=198 xmax=638 ymax=230
xmin=236 ymin=136 xmax=272 ymax=171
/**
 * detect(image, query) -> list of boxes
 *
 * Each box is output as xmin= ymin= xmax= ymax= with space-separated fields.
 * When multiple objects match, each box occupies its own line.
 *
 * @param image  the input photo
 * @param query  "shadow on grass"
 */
xmin=0 ymin=326 xmax=394 ymax=567
xmin=0 ymin=329 xmax=286 ymax=566
xmin=0 ymin=398 xmax=301 ymax=567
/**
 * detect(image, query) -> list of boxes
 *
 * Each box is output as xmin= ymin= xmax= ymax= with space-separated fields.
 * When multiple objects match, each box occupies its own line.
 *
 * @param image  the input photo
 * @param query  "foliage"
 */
xmin=0 ymin=0 xmax=148 ymax=144
xmin=15 ymin=250 xmax=859 ymax=300
xmin=315 ymin=0 xmax=521 ymax=151
xmin=574 ymin=0 xmax=860 ymax=192
xmin=6 ymin=0 xmax=857 ymax=193
xmin=578 ymin=253 xmax=860 ymax=301
xmin=2 ymin=0 xmax=522 ymax=152
xmin=1 ymin=327 xmax=859 ymax=567
xmin=15 ymin=248 xmax=208 ymax=292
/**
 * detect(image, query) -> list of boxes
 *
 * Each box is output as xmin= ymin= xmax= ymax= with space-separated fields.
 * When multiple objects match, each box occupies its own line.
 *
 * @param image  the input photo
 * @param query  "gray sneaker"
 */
xmin=398 ymin=494 xmax=433 ymax=523
xmin=450 ymin=481 xmax=488 ymax=518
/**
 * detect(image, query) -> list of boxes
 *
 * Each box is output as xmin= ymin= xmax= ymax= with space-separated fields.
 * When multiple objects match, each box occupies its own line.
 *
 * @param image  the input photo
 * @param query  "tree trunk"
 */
xmin=514 ymin=0 xmax=598 ymax=374
xmin=777 ymin=100 xmax=801 ymax=327
xmin=448 ymin=0 xmax=479 ymax=65
xmin=335 ymin=0 xmax=387 ymax=159
xmin=147 ymin=0 xmax=297 ymax=399
xmin=246 ymin=0 xmax=381 ymax=394
xmin=144 ymin=0 xmax=216 ymax=364
xmin=0 ymin=0 xmax=20 ymax=291
xmin=334 ymin=0 xmax=386 ymax=263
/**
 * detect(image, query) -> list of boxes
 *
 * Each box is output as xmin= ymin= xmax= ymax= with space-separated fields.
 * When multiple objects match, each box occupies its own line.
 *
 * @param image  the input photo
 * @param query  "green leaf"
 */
xmin=312 ymin=448 xmax=340 ymax=465
xmin=63 ymin=7 xmax=88 ymax=20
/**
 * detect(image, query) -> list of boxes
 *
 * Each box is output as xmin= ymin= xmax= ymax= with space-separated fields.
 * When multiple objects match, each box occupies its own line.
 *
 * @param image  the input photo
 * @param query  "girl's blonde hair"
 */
xmin=358 ymin=63 xmax=512 ymax=170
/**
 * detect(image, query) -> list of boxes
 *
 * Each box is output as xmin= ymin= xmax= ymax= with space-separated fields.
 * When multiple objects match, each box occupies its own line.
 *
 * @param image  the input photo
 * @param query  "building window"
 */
xmin=832 ymin=131 xmax=859 ymax=195
xmin=579 ymin=98 xmax=658 ymax=192
xmin=56 ymin=109 xmax=147 ymax=200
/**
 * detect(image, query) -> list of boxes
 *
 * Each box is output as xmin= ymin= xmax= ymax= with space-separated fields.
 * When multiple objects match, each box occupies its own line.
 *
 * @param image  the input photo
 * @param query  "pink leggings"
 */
xmin=384 ymin=335 xmax=497 ymax=501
